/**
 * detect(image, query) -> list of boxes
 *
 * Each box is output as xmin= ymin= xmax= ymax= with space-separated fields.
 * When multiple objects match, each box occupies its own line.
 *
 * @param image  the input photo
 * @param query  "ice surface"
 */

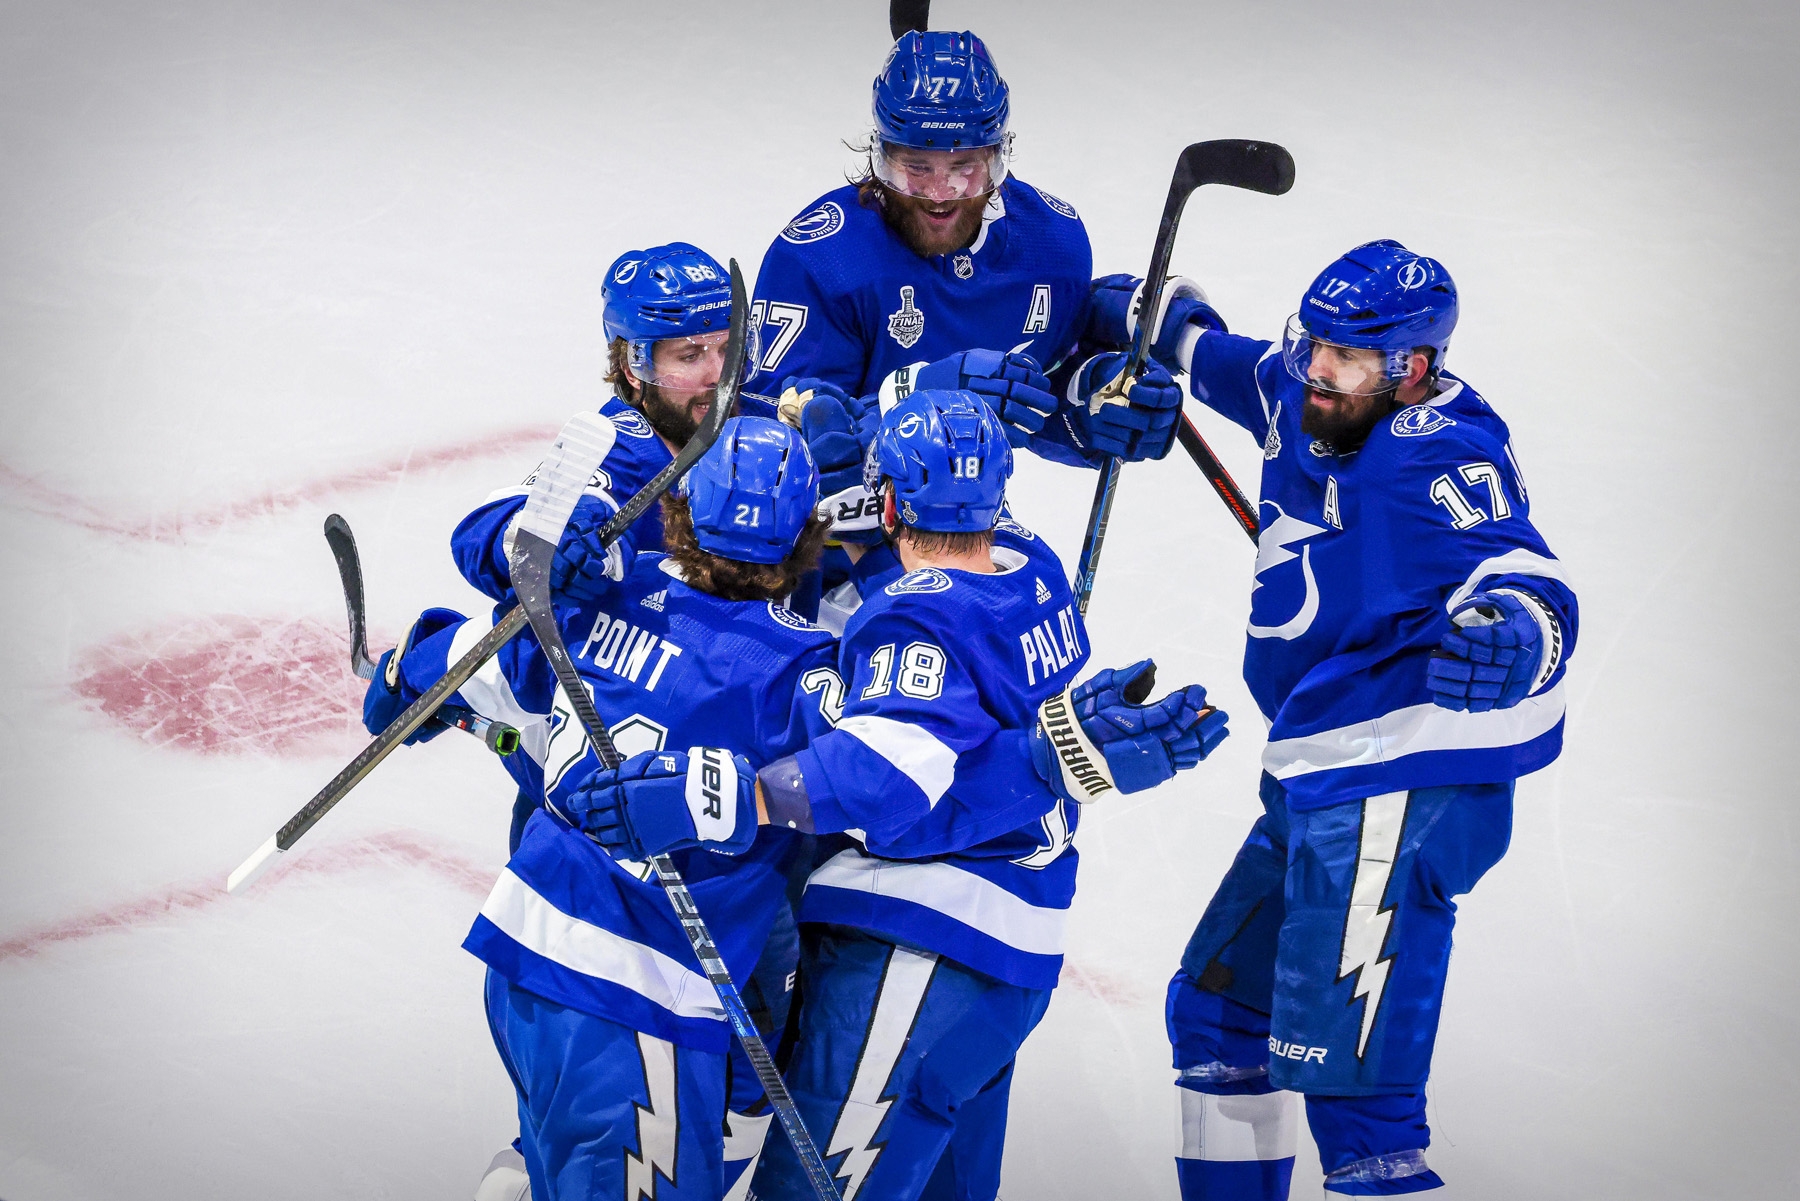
xmin=1 ymin=1 xmax=1795 ymax=1198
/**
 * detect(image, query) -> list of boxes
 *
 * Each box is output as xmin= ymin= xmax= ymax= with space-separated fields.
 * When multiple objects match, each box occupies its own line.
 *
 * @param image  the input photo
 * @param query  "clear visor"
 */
xmin=1281 ymin=314 xmax=1411 ymax=395
xmin=629 ymin=331 xmax=745 ymax=391
xmin=871 ymin=139 xmax=1009 ymax=202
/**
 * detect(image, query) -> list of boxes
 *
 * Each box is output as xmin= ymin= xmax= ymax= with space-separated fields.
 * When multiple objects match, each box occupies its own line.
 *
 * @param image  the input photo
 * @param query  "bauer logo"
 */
xmin=1268 ymin=1037 xmax=1327 ymax=1064
xmin=1033 ymin=186 xmax=1079 ymax=220
xmin=610 ymin=408 xmax=654 ymax=439
xmin=780 ymin=201 xmax=846 ymax=244
xmin=686 ymin=746 xmax=738 ymax=841
xmin=612 ymin=259 xmax=640 ymax=284
xmin=1398 ymin=261 xmax=1429 ymax=290
xmin=886 ymin=568 xmax=953 ymax=596
xmin=1391 ymin=405 xmax=1455 ymax=438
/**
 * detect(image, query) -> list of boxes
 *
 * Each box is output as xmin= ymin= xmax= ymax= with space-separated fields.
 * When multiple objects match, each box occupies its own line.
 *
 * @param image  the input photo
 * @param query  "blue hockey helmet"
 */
xmin=870 ymin=31 xmax=1011 ymax=200
xmin=1282 ymin=240 xmax=1459 ymax=386
xmin=602 ymin=243 xmax=736 ymax=386
xmin=865 ymin=389 xmax=1012 ymax=533
xmin=681 ymin=416 xmax=820 ymax=564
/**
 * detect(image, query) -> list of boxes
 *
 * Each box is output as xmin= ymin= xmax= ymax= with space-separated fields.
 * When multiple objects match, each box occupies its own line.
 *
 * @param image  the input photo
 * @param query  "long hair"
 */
xmin=661 ymin=493 xmax=832 ymax=602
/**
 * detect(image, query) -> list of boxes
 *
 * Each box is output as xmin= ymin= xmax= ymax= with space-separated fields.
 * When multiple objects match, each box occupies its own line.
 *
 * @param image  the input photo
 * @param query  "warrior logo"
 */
xmin=780 ymin=201 xmax=846 ymax=244
xmin=887 ymin=286 xmax=925 ymax=348
xmin=953 ymin=253 xmax=974 ymax=280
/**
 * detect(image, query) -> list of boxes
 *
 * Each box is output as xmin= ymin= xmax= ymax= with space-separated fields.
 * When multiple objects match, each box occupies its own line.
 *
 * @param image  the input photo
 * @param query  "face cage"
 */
xmin=1281 ymin=313 xmax=1419 ymax=392
xmin=871 ymin=135 xmax=1012 ymax=202
xmin=626 ymin=332 xmax=746 ymax=391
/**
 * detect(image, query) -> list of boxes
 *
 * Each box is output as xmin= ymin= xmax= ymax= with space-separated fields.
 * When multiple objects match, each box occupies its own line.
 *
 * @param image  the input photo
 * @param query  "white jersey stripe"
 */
xmin=1444 ymin=548 xmax=1569 ymax=612
xmin=808 ymin=850 xmax=1069 ymax=957
xmin=835 ymin=714 xmax=958 ymax=808
xmin=479 ymin=869 xmax=723 ymax=1022
xmin=1262 ymin=679 xmax=1566 ymax=781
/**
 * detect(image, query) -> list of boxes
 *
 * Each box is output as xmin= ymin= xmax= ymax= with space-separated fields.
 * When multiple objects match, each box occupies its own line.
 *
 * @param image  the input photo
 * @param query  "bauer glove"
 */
xmin=1083 ymin=273 xmax=1227 ymax=373
xmin=566 ymin=747 xmax=759 ymax=861
xmin=1029 ymin=659 xmax=1228 ymax=803
xmin=1071 ymin=354 xmax=1185 ymax=461
xmin=1427 ymin=590 xmax=1557 ymax=712
xmin=548 ymin=495 xmax=634 ymax=605
xmin=361 ymin=607 xmax=466 ymax=745
xmin=914 ymin=348 xmax=1058 ymax=446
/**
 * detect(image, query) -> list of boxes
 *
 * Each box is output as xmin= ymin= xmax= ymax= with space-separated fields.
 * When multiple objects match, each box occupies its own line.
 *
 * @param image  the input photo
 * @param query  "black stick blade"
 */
xmin=322 ymin=514 xmax=376 ymax=680
xmin=890 ymin=0 xmax=929 ymax=40
xmin=1176 ymin=139 xmax=1297 ymax=198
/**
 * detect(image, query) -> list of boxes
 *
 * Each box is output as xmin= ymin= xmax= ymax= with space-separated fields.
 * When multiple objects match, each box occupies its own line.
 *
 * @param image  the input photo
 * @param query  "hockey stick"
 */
xmin=323 ymin=513 xmax=520 ymax=756
xmin=889 ymin=0 xmax=929 ymax=40
xmin=504 ymin=264 xmax=843 ymax=1201
xmin=1070 ymin=139 xmax=1293 ymax=612
xmin=227 ymin=322 xmax=741 ymax=897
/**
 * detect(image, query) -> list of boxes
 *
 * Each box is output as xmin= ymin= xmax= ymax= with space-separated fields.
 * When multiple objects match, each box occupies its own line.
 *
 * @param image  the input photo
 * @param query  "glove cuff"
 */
xmin=1033 ymin=685 xmax=1119 ymax=803
xmin=683 ymin=746 xmax=748 ymax=851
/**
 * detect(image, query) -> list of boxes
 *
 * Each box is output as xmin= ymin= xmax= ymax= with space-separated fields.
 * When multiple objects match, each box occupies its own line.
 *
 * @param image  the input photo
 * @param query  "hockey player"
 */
xmin=579 ymin=390 xmax=1233 ymax=1200
xmin=1093 ymin=240 xmax=1578 ymax=1197
xmin=749 ymin=29 xmax=1191 ymax=482
xmin=365 ymin=417 xmax=841 ymax=1201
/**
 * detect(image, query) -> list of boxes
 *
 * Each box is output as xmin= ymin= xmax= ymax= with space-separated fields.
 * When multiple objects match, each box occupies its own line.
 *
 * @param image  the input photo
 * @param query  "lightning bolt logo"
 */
xmin=623 ymin=1031 xmax=680 ymax=1200
xmin=1246 ymin=501 xmax=1327 ymax=641
xmin=824 ymin=946 xmax=939 ymax=1199
xmin=1337 ymin=792 xmax=1409 ymax=1059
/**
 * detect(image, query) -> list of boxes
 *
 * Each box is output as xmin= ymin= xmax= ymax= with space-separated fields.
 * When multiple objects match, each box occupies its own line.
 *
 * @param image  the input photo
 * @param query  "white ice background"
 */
xmin=1 ymin=1 xmax=1795 ymax=1197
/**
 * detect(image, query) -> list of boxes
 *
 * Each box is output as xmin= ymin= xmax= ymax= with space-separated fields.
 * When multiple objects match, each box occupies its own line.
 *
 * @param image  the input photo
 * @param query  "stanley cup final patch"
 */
xmin=1037 ymin=687 xmax=1117 ymax=802
xmin=887 ymin=286 xmax=925 ymax=349
xmin=684 ymin=746 xmax=739 ymax=843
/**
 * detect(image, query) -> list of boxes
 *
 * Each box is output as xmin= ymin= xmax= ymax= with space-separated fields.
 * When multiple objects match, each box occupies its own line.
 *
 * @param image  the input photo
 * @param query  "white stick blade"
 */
xmin=514 ymin=412 xmax=617 ymax=543
xmin=227 ymin=834 xmax=282 ymax=895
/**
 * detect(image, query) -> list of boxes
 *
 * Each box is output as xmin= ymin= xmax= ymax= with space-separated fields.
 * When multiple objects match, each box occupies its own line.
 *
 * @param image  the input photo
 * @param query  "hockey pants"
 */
xmin=750 ymin=924 xmax=1052 ymax=1201
xmin=1168 ymin=774 xmax=1513 ymax=1196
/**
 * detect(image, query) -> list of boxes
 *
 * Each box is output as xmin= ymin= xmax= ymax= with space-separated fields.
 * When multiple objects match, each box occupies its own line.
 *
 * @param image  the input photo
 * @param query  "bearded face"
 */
xmin=879 ymin=188 xmax=989 ymax=259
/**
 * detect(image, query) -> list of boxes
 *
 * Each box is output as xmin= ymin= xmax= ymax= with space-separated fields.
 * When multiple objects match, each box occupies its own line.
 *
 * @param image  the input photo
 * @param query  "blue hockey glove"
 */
xmin=914 ymin=349 xmax=1057 ymax=446
xmin=360 ymin=607 xmax=464 ymax=745
xmin=1084 ymin=273 xmax=1227 ymax=371
xmin=1427 ymin=591 xmax=1550 ymax=712
xmin=1030 ymin=659 xmax=1228 ymax=803
xmin=548 ymin=495 xmax=633 ymax=605
xmin=1072 ymin=354 xmax=1185 ymax=461
xmin=790 ymin=375 xmax=885 ymax=545
xmin=565 ymin=747 xmax=759 ymax=861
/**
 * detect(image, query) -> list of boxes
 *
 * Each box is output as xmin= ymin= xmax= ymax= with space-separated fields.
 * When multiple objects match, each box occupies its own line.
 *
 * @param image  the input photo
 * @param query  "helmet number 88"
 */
xmin=860 ymin=641 xmax=947 ymax=701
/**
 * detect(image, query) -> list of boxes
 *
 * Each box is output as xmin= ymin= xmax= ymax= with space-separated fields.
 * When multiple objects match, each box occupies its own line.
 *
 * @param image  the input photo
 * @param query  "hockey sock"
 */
xmin=1176 ymin=1086 xmax=1299 ymax=1201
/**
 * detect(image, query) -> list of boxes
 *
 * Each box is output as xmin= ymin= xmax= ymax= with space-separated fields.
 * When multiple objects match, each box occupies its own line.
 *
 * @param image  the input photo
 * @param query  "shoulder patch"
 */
xmin=609 ymin=407 xmax=655 ymax=439
xmin=1391 ymin=405 xmax=1457 ymax=438
xmin=780 ymin=201 xmax=846 ymax=245
xmin=1033 ymin=186 xmax=1079 ymax=220
xmin=993 ymin=514 xmax=1037 ymax=542
xmin=885 ymin=568 xmax=953 ymax=596
xmin=766 ymin=601 xmax=821 ymax=632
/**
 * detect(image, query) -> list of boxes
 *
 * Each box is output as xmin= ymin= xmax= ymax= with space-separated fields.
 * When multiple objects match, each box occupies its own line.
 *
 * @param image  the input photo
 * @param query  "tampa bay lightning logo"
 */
xmin=780 ymin=201 xmax=846 ymax=244
xmin=1390 ymin=405 xmax=1455 ymax=438
xmin=766 ymin=601 xmax=820 ymax=631
xmin=609 ymin=408 xmax=654 ymax=439
xmin=993 ymin=514 xmax=1035 ymax=541
xmin=1246 ymin=501 xmax=1327 ymax=641
xmin=1397 ymin=261 xmax=1429 ymax=290
xmin=612 ymin=259 xmax=640 ymax=284
xmin=1034 ymin=186 xmax=1079 ymax=220
xmin=886 ymin=568 xmax=953 ymax=596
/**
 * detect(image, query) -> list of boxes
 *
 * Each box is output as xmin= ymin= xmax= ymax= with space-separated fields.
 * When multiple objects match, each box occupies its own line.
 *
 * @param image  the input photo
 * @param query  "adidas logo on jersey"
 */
xmin=1034 ymin=577 xmax=1052 ymax=604
xmin=641 ymin=590 xmax=666 ymax=612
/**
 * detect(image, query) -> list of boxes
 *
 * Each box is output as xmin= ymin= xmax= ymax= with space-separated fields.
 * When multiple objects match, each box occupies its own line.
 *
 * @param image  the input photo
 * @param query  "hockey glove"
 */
xmin=1029 ymin=659 xmax=1228 ymax=803
xmin=548 ymin=495 xmax=633 ymax=605
xmin=1084 ymin=273 xmax=1227 ymax=372
xmin=566 ymin=747 xmax=759 ymax=861
xmin=1427 ymin=591 xmax=1553 ymax=712
xmin=1072 ymin=354 xmax=1185 ymax=461
xmin=361 ymin=607 xmax=465 ymax=745
xmin=914 ymin=349 xmax=1057 ymax=446
xmin=791 ymin=375 xmax=885 ymax=545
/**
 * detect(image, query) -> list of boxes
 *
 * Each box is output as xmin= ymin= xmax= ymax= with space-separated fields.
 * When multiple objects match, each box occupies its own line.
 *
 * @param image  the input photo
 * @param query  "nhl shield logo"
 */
xmin=953 ymin=253 xmax=974 ymax=280
xmin=888 ymin=286 xmax=925 ymax=349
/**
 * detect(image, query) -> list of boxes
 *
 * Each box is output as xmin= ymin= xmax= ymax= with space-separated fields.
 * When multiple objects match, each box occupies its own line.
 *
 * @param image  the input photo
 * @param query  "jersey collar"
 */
xmin=966 ymin=184 xmax=1008 ymax=256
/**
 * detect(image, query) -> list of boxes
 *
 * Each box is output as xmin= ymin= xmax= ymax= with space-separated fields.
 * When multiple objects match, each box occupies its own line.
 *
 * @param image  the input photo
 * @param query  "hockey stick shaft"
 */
xmin=1176 ymin=413 xmax=1259 ymax=543
xmin=1072 ymin=139 xmax=1292 ymax=608
xmin=507 ymin=264 xmax=842 ymax=1201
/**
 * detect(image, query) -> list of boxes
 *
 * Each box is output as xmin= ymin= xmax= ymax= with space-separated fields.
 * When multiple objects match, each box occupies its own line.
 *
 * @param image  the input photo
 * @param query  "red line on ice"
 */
xmin=0 ymin=830 xmax=499 ymax=963
xmin=0 ymin=422 xmax=557 ymax=541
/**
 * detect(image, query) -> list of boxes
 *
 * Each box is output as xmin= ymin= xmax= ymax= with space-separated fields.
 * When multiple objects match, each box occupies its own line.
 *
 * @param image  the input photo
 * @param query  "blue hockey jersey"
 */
xmin=1183 ymin=331 xmax=1580 ymax=810
xmin=786 ymin=522 xmax=1089 ymax=990
xmin=404 ymin=554 xmax=842 ymax=1052
xmin=749 ymin=180 xmax=1099 ymax=468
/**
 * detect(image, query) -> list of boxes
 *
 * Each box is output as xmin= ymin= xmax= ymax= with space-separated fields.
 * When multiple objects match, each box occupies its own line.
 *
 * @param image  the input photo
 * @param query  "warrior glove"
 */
xmin=566 ymin=747 xmax=759 ymax=861
xmin=1029 ymin=659 xmax=1228 ymax=804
